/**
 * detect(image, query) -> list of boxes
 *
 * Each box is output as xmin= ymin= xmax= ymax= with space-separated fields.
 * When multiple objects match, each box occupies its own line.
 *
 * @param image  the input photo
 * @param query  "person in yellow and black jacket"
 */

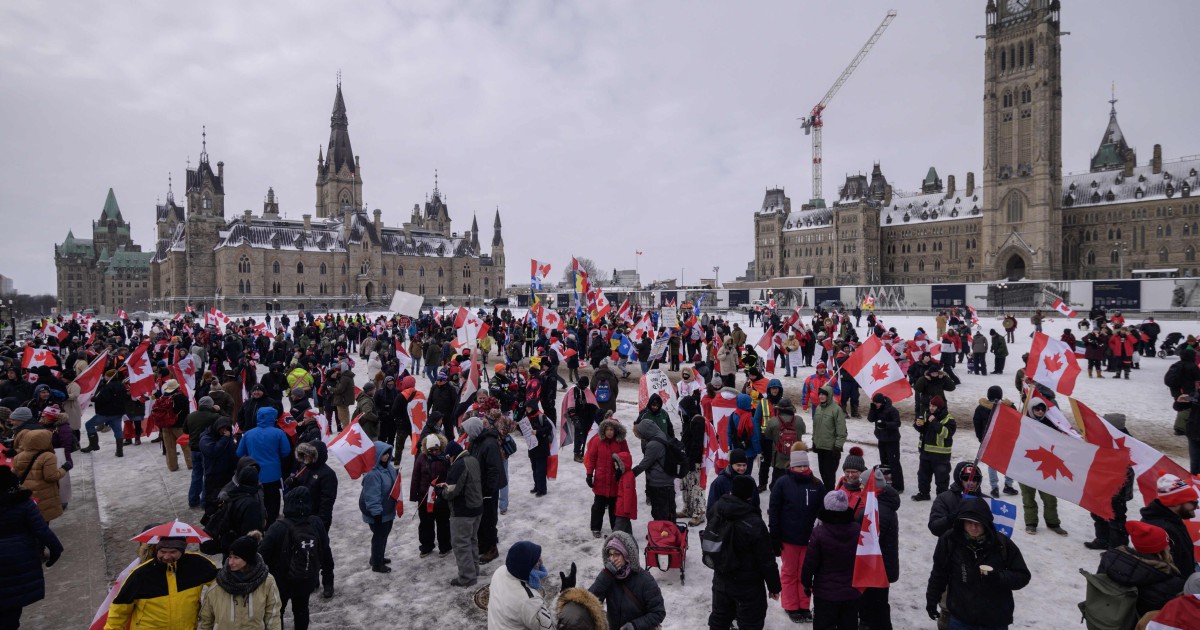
xmin=105 ymin=535 xmax=218 ymax=630
xmin=910 ymin=395 xmax=955 ymax=502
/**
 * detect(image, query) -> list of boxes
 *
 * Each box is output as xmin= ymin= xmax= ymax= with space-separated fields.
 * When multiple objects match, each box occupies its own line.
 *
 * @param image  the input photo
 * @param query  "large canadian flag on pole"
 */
xmin=852 ymin=470 xmax=889 ymax=590
xmin=327 ymin=417 xmax=376 ymax=479
xmin=408 ymin=392 xmax=428 ymax=454
xmin=125 ymin=341 xmax=156 ymax=398
xmin=1024 ymin=332 xmax=1082 ymax=396
xmin=1051 ymin=298 xmax=1076 ymax=318
xmin=979 ymin=403 xmax=1130 ymax=519
xmin=703 ymin=390 xmax=739 ymax=481
xmin=841 ymin=335 xmax=913 ymax=402
xmin=616 ymin=299 xmax=634 ymax=325
xmin=74 ymin=351 xmax=110 ymax=409
xmin=21 ymin=346 xmax=58 ymax=369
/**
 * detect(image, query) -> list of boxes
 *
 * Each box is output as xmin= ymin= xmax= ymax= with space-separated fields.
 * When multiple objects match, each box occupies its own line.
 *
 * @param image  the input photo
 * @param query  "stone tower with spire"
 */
xmin=315 ymin=78 xmax=362 ymax=219
xmin=491 ymin=208 xmax=505 ymax=269
xmin=184 ymin=127 xmax=224 ymax=301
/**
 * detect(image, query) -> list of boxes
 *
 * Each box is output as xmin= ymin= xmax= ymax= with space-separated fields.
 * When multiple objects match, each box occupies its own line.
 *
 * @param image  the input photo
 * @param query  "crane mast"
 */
xmin=800 ymin=10 xmax=897 ymax=207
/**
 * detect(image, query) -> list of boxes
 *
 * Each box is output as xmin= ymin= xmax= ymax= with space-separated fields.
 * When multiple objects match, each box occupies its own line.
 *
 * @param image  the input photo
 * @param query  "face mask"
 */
xmin=527 ymin=562 xmax=548 ymax=589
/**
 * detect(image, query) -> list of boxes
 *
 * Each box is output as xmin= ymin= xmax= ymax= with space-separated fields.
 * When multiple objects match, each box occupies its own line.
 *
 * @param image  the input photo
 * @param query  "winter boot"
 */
xmin=1087 ymin=368 xmax=1094 ymax=378
xmin=72 ymin=429 xmax=81 ymax=445
xmin=1096 ymin=371 xmax=1104 ymax=379
xmin=115 ymin=439 xmax=124 ymax=458
xmin=81 ymin=433 xmax=99 ymax=453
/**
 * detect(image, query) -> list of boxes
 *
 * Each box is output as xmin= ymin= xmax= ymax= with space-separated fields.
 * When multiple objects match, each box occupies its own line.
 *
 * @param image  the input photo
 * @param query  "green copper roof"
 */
xmin=101 ymin=188 xmax=122 ymax=220
xmin=104 ymin=250 xmax=152 ymax=276
xmin=923 ymin=167 xmax=940 ymax=185
xmin=57 ymin=231 xmax=94 ymax=257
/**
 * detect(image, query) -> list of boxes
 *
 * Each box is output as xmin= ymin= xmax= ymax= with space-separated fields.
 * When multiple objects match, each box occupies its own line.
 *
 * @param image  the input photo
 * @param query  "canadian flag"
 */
xmin=252 ymin=322 xmax=274 ymax=338
xmin=117 ymin=309 xmax=128 ymax=320
xmin=581 ymin=421 xmax=600 ymax=462
xmin=327 ymin=418 xmax=376 ymax=479
xmin=755 ymin=326 xmax=775 ymax=351
xmin=459 ymin=356 xmax=480 ymax=405
xmin=89 ymin=557 xmax=141 ymax=630
xmin=408 ymin=392 xmax=428 ymax=454
xmin=547 ymin=415 xmax=561 ymax=481
xmin=1145 ymin=594 xmax=1200 ymax=630
xmin=703 ymin=390 xmax=739 ymax=478
xmin=1025 ymin=332 xmax=1082 ymax=396
xmin=125 ymin=341 xmax=156 ymax=398
xmin=1026 ymin=388 xmax=1080 ymax=437
xmin=852 ymin=470 xmax=889 ymax=590
xmin=616 ymin=299 xmax=634 ymax=325
xmin=42 ymin=322 xmax=69 ymax=342
xmin=1051 ymin=298 xmax=1076 ymax=318
xmin=389 ymin=467 xmax=405 ymax=518
xmin=841 ymin=335 xmax=913 ymax=402
xmin=74 ymin=351 xmax=110 ymax=409
xmin=209 ymin=307 xmax=231 ymax=330
xmin=394 ymin=339 xmax=413 ymax=374
xmin=21 ymin=346 xmax=58 ymax=369
xmin=538 ymin=306 xmax=565 ymax=334
xmin=979 ymin=403 xmax=1130 ymax=519
xmin=630 ymin=312 xmax=655 ymax=342
xmin=169 ymin=355 xmax=198 ymax=412
xmin=967 ymin=305 xmax=980 ymax=325
xmin=185 ymin=305 xmax=194 ymax=313
xmin=530 ymin=259 xmax=552 ymax=290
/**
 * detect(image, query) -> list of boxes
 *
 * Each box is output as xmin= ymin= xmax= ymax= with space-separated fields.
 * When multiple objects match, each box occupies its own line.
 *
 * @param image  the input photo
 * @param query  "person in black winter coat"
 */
xmin=427 ymin=377 xmax=459 ymax=440
xmin=868 ymin=393 xmax=904 ymax=492
xmin=928 ymin=462 xmax=983 ymax=538
xmin=1139 ymin=474 xmax=1199 ymax=579
xmin=587 ymin=530 xmax=667 ymax=630
xmin=1096 ymin=520 xmax=1186 ymax=617
xmin=199 ymin=417 xmax=237 ymax=520
xmin=259 ymin=486 xmax=335 ymax=629
xmin=926 ymin=497 xmax=1031 ymax=628
xmin=525 ymin=403 xmax=552 ymax=497
xmin=207 ymin=457 xmax=268 ymax=557
xmin=858 ymin=465 xmax=901 ymax=630
xmin=286 ymin=442 xmax=338 ymax=600
xmin=709 ymin=476 xmax=782 ymax=630
xmin=0 ymin=465 xmax=63 ymax=630
xmin=707 ymin=450 xmax=760 ymax=516
xmin=972 ymin=386 xmax=1018 ymax=498
xmin=463 ymin=416 xmax=506 ymax=564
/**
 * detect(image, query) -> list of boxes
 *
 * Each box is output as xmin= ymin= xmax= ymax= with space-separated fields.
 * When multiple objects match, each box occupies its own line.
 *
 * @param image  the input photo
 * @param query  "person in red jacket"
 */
xmin=801 ymin=364 xmax=833 ymax=411
xmin=613 ymin=450 xmax=637 ymax=535
xmin=1108 ymin=328 xmax=1137 ymax=379
xmin=584 ymin=418 xmax=631 ymax=538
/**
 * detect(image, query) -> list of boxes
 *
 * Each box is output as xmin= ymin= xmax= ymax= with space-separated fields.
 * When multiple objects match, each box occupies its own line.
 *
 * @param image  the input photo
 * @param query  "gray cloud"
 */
xmin=2 ymin=0 xmax=1197 ymax=293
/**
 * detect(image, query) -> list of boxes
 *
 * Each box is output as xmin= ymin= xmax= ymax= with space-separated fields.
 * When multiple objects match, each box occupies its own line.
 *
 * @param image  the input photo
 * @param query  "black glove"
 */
xmin=559 ymin=562 xmax=577 ymax=590
xmin=2 ymin=448 xmax=15 ymax=458
xmin=372 ymin=515 xmax=383 ymax=526
xmin=803 ymin=586 xmax=812 ymax=598
xmin=585 ymin=474 xmax=594 ymax=488
xmin=772 ymin=538 xmax=783 ymax=557
xmin=927 ymin=603 xmax=940 ymax=620
xmin=61 ymin=461 xmax=73 ymax=472
xmin=45 ymin=552 xmax=61 ymax=568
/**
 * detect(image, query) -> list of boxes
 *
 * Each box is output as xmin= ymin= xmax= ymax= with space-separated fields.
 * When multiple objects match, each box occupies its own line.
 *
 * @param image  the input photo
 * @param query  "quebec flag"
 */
xmin=616 ymin=334 xmax=634 ymax=359
xmin=986 ymin=497 xmax=1018 ymax=538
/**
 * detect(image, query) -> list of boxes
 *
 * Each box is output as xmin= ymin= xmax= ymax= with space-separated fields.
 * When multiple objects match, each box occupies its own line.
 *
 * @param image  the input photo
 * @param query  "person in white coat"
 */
xmin=487 ymin=540 xmax=577 ymax=630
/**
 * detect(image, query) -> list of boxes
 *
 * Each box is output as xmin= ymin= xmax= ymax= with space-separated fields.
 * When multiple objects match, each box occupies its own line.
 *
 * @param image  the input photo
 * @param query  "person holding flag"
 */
xmin=799 ymin=490 xmax=862 ymax=628
xmin=410 ymin=433 xmax=453 ymax=558
xmin=855 ymin=465 xmax=901 ymax=630
xmin=925 ymin=497 xmax=1031 ymax=629
xmin=357 ymin=441 xmax=399 ymax=574
xmin=1020 ymin=401 xmax=1070 ymax=536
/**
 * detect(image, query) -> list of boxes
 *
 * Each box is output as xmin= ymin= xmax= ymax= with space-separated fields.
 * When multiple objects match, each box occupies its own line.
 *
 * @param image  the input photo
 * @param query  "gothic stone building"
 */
xmin=753 ymin=0 xmax=1200 ymax=287
xmin=149 ymin=82 xmax=506 ymax=313
xmin=55 ymin=189 xmax=153 ymax=313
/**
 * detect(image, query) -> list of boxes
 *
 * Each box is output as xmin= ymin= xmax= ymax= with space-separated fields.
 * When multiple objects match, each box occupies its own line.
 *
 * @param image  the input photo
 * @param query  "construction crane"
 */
xmin=800 ymin=10 xmax=897 ymax=208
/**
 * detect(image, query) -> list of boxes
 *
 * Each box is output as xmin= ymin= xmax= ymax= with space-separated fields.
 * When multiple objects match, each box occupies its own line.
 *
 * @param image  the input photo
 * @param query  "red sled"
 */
xmin=644 ymin=520 xmax=688 ymax=584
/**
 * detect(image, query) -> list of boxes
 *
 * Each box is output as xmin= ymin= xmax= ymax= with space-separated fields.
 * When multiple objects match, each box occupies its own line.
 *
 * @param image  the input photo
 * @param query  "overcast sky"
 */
xmin=2 ymin=0 xmax=1198 ymax=294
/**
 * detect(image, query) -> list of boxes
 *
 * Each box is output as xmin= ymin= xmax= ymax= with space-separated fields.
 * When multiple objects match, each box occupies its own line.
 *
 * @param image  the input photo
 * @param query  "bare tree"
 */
xmin=561 ymin=257 xmax=610 ymax=286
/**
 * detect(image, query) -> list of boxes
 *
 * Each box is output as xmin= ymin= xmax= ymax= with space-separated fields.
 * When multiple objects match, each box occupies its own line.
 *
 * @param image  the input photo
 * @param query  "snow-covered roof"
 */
xmin=781 ymin=206 xmax=835 ymax=232
xmin=209 ymin=212 xmax=479 ymax=258
xmin=1062 ymin=156 xmax=1200 ymax=209
xmin=880 ymin=186 xmax=983 ymax=227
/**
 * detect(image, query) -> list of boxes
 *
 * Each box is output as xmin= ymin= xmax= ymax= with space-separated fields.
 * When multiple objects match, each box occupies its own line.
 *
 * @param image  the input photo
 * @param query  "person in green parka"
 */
xmin=989 ymin=329 xmax=1009 ymax=374
xmin=810 ymin=385 xmax=847 ymax=491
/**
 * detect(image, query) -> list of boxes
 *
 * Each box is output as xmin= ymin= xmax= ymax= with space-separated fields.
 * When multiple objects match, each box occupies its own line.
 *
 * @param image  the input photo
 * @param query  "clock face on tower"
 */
xmin=1007 ymin=0 xmax=1030 ymax=13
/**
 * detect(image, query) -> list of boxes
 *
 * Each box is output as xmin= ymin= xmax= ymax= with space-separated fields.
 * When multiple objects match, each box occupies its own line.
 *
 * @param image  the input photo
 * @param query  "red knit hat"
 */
xmin=1126 ymin=521 xmax=1169 ymax=555
xmin=1157 ymin=473 xmax=1200 ymax=507
xmin=929 ymin=395 xmax=947 ymax=409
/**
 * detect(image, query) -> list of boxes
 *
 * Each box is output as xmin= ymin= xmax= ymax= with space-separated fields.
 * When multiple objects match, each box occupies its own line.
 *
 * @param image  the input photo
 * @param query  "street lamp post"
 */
xmin=1114 ymin=241 xmax=1130 ymax=278
xmin=712 ymin=266 xmax=720 ymax=289
xmin=996 ymin=282 xmax=1008 ymax=313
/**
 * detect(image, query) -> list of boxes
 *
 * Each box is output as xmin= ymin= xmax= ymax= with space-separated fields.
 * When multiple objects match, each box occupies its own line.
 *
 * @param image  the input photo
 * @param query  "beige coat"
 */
xmin=197 ymin=572 xmax=281 ymax=630
xmin=12 ymin=429 xmax=67 ymax=521
xmin=63 ymin=381 xmax=83 ymax=430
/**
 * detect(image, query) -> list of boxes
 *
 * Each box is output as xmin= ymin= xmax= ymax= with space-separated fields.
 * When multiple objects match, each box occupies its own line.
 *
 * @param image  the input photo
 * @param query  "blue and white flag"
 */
xmin=616 ymin=334 xmax=634 ymax=359
xmin=693 ymin=295 xmax=704 ymax=316
xmin=987 ymin=498 xmax=1018 ymax=538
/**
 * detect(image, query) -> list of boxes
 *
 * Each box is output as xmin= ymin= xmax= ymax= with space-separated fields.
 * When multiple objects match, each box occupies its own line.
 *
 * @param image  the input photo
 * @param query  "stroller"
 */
xmin=1159 ymin=332 xmax=1184 ymax=358
xmin=644 ymin=520 xmax=688 ymax=584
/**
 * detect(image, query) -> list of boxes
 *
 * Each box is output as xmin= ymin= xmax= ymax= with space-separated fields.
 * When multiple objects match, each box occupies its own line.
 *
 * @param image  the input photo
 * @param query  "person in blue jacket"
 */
xmin=706 ymin=449 xmax=761 ymax=516
xmin=727 ymin=394 xmax=762 ymax=477
xmin=236 ymin=407 xmax=292 ymax=526
xmin=358 ymin=441 xmax=398 ymax=573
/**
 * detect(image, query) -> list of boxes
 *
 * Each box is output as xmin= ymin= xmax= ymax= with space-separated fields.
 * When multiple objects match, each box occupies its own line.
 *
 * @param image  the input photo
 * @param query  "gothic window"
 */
xmin=1157 ymin=225 xmax=1164 ymax=238
xmin=1186 ymin=246 xmax=1196 ymax=262
xmin=1108 ymin=229 xmax=1114 ymax=240
xmin=918 ymin=260 xmax=926 ymax=272
xmin=463 ymin=265 xmax=471 ymax=279
xmin=419 ymin=266 xmax=425 ymax=277
xmin=202 ymin=194 xmax=212 ymax=209
xmin=1000 ymin=49 xmax=1006 ymax=72
xmin=361 ymin=261 xmax=369 ymax=274
xmin=1159 ymin=247 xmax=1169 ymax=263
xmin=342 ymin=262 xmax=348 ymax=274
xmin=246 ymin=281 xmax=251 ymax=293
xmin=934 ymin=260 xmax=941 ymax=272
xmin=1006 ymin=193 xmax=1024 ymax=223
xmin=1087 ymin=251 xmax=1096 ymax=265
xmin=296 ymin=262 xmax=305 ymax=274
xmin=397 ymin=265 xmax=404 ymax=277
xmin=1018 ymin=45 xmax=1024 ymax=66
xmin=1186 ymin=224 xmax=1193 ymax=237
xmin=381 ymin=265 xmax=387 ymax=276
xmin=1009 ymin=45 xmax=1016 ymax=69
xmin=238 ymin=256 xmax=251 ymax=273
xmin=341 ymin=283 xmax=347 ymax=294
xmin=1111 ymin=251 xmax=1120 ymax=265
xmin=902 ymin=261 xmax=909 ymax=273
xmin=888 ymin=261 xmax=895 ymax=273
xmin=967 ymin=257 xmax=975 ymax=270
xmin=1027 ymin=40 xmax=1034 ymax=65
xmin=438 ymin=268 xmax=444 ymax=278
xmin=1002 ymin=91 xmax=1013 ymax=108
xmin=238 ymin=280 xmax=245 ymax=293
xmin=272 ymin=261 xmax=280 ymax=274
xmin=320 ymin=263 xmax=327 ymax=275
xmin=1166 ymin=225 xmax=1172 ymax=237
xmin=1116 ymin=228 xmax=1122 ymax=240
xmin=1020 ymin=87 xmax=1031 ymax=105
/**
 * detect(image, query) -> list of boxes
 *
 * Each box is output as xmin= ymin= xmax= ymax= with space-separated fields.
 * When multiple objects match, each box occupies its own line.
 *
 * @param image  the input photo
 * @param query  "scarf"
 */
xmin=216 ymin=555 xmax=270 ymax=597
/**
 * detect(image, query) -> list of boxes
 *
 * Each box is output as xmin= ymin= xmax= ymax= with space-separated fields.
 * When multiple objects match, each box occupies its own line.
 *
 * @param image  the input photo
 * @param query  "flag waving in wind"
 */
xmin=1025 ymin=332 xmax=1082 ymax=396
xmin=1051 ymin=298 xmax=1076 ymax=318
xmin=530 ymin=259 xmax=552 ymax=290
xmin=852 ymin=470 xmax=889 ymax=590
xmin=327 ymin=417 xmax=376 ymax=479
xmin=840 ymin=335 xmax=913 ymax=402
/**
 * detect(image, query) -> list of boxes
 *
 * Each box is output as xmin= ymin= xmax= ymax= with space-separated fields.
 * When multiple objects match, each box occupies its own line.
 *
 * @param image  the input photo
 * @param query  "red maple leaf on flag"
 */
xmin=858 ymin=513 xmax=874 ymax=546
xmin=1025 ymin=446 xmax=1073 ymax=481
xmin=344 ymin=429 xmax=362 ymax=449
xmin=1042 ymin=354 xmax=1064 ymax=373
xmin=537 ymin=263 xmax=551 ymax=278
xmin=870 ymin=363 xmax=890 ymax=382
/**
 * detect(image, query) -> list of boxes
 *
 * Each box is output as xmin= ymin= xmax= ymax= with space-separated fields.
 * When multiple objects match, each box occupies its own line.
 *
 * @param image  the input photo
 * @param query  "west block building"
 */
xmin=54 ymin=189 xmax=153 ymax=313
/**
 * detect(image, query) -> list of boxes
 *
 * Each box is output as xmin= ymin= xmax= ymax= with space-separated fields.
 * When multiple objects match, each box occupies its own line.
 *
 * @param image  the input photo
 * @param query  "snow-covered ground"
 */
xmin=75 ymin=312 xmax=1197 ymax=629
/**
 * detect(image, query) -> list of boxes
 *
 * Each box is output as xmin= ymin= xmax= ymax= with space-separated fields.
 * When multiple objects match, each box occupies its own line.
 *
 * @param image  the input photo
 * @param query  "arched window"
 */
xmin=1027 ymin=40 xmax=1034 ymax=65
xmin=1108 ymin=229 xmax=1114 ymax=240
xmin=903 ymin=261 xmax=909 ymax=273
xmin=1186 ymin=246 xmax=1196 ymax=262
xmin=1185 ymin=223 xmax=1192 ymax=237
xmin=238 ymin=279 xmax=245 ymax=293
xmin=397 ymin=265 xmax=405 ymax=277
xmin=967 ymin=257 xmax=975 ymax=270
xmin=1006 ymin=193 xmax=1024 ymax=223
xmin=341 ymin=283 xmax=347 ymax=294
xmin=1020 ymin=86 xmax=1031 ymax=104
xmin=341 ymin=262 xmax=348 ymax=274
xmin=888 ymin=261 xmax=895 ymax=273
xmin=934 ymin=259 xmax=941 ymax=271
xmin=320 ymin=263 xmax=327 ymax=275
xmin=296 ymin=262 xmax=305 ymax=274
xmin=202 ymin=194 xmax=212 ymax=209
xmin=1111 ymin=251 xmax=1120 ymax=265
xmin=272 ymin=261 xmax=280 ymax=274
xmin=1087 ymin=251 xmax=1096 ymax=265
xmin=1166 ymin=225 xmax=1172 ymax=237
xmin=1018 ymin=44 xmax=1024 ymax=66
xmin=438 ymin=267 xmax=444 ymax=278
xmin=245 ymin=281 xmax=251 ymax=293
xmin=419 ymin=266 xmax=425 ymax=277
xmin=918 ymin=260 xmax=925 ymax=272
xmin=1159 ymin=247 xmax=1169 ymax=263
xmin=238 ymin=256 xmax=250 ymax=273
xmin=1157 ymin=225 xmax=1164 ymax=238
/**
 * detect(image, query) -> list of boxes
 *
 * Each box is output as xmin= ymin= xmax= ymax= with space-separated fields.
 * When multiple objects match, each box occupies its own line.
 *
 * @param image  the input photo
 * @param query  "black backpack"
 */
xmin=199 ymin=499 xmax=235 ymax=555
xmin=700 ymin=512 xmax=734 ymax=570
xmin=653 ymin=436 xmax=690 ymax=479
xmin=1164 ymin=361 xmax=1186 ymax=394
xmin=283 ymin=518 xmax=322 ymax=582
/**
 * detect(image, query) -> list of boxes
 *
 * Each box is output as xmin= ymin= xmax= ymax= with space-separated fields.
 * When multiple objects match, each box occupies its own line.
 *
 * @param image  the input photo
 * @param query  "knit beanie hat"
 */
xmin=505 ymin=541 xmax=542 ymax=582
xmin=462 ymin=417 xmax=485 ymax=440
xmin=9 ymin=407 xmax=32 ymax=422
xmin=1156 ymin=473 xmax=1200 ymax=507
xmin=929 ymin=395 xmax=946 ymax=409
xmin=709 ymin=375 xmax=723 ymax=388
xmin=842 ymin=446 xmax=866 ymax=472
xmin=986 ymin=386 xmax=1003 ymax=402
xmin=197 ymin=396 xmax=215 ymax=409
xmin=228 ymin=534 xmax=260 ymax=565
xmin=728 ymin=449 xmax=748 ymax=466
xmin=1185 ymin=572 xmax=1200 ymax=596
xmin=424 ymin=434 xmax=442 ymax=451
xmin=1126 ymin=521 xmax=1169 ymax=555
xmin=731 ymin=475 xmax=756 ymax=501
xmin=789 ymin=441 xmax=810 ymax=468
xmin=871 ymin=393 xmax=887 ymax=405
xmin=823 ymin=489 xmax=849 ymax=512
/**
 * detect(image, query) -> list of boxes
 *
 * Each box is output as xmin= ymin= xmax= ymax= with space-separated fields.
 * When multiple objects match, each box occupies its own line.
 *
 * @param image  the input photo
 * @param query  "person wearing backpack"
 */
xmin=587 ymin=530 xmax=667 ymax=630
xmin=764 ymin=398 xmax=805 ymax=491
xmin=768 ymin=442 xmax=826 ymax=623
xmin=751 ymin=379 xmax=785 ymax=492
xmin=1089 ymin=520 xmax=1186 ymax=622
xmin=591 ymin=362 xmax=620 ymax=417
xmin=563 ymin=376 xmax=597 ymax=463
xmin=727 ymin=394 xmax=761 ymax=479
xmin=631 ymin=418 xmax=678 ymax=522
xmin=260 ymin=486 xmax=333 ymax=630
xmin=206 ymin=457 xmax=267 ymax=557
xmin=925 ymin=497 xmax=1031 ymax=629
xmin=708 ymin=475 xmax=781 ymax=630
xmin=679 ymin=412 xmax=709 ymax=527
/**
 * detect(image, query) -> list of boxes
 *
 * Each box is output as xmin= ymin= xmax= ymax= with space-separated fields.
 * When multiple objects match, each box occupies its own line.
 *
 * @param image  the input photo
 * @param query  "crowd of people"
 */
xmin=0 ymin=298 xmax=1196 ymax=630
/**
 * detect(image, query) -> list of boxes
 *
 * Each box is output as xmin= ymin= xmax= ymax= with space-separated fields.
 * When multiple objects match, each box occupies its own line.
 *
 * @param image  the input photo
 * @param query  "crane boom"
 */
xmin=800 ymin=10 xmax=896 ymax=207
